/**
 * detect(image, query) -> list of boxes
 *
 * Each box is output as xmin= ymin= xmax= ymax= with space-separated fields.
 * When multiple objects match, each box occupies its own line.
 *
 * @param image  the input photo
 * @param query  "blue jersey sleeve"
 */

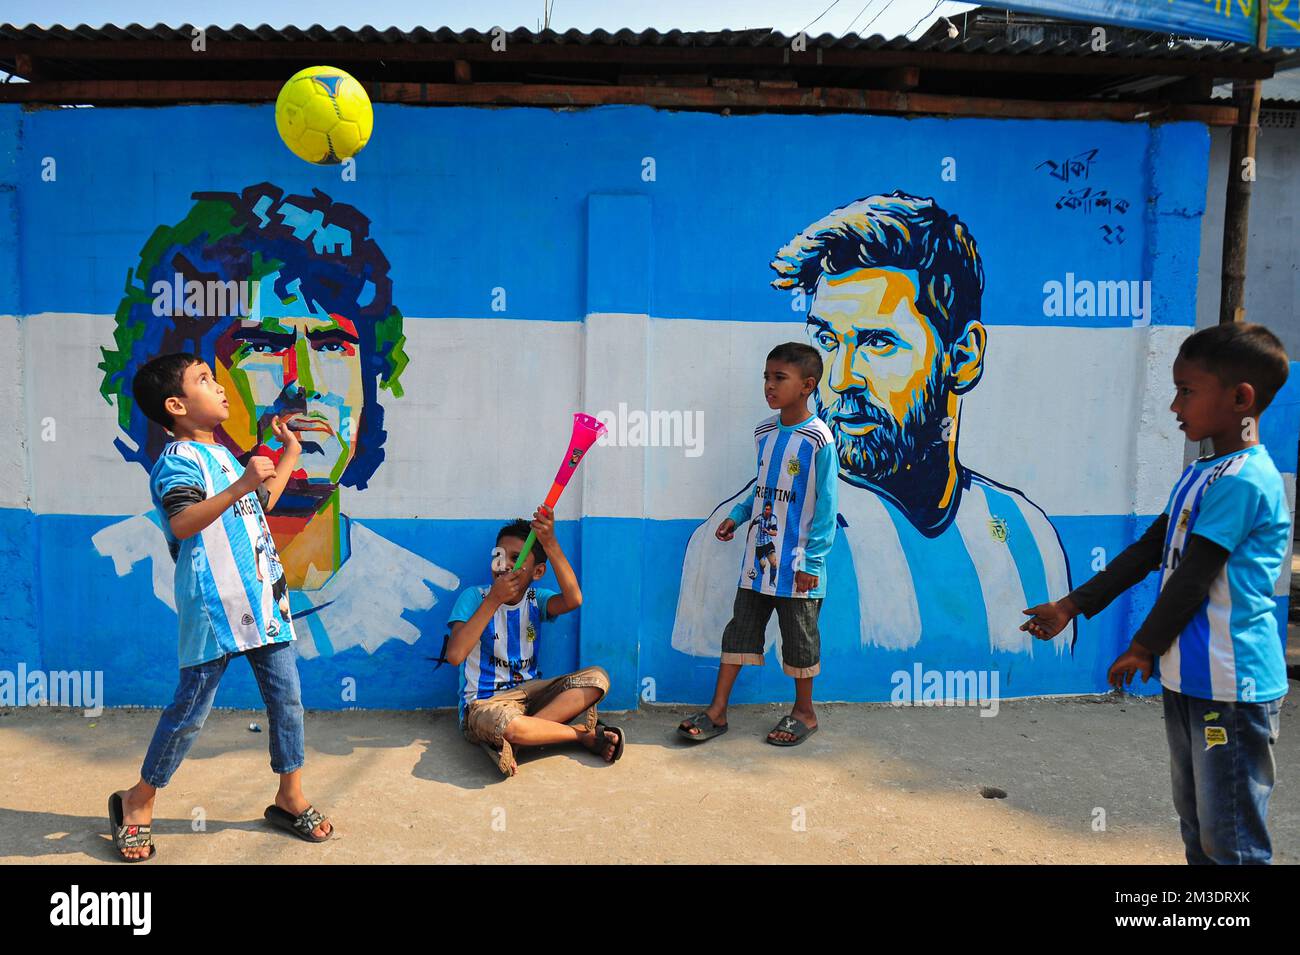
xmin=800 ymin=441 xmax=840 ymax=578
xmin=448 ymin=586 xmax=485 ymax=624
xmin=151 ymin=448 xmax=205 ymax=500
xmin=727 ymin=485 xmax=757 ymax=526
xmin=1192 ymin=473 xmax=1265 ymax=554
xmin=536 ymin=587 xmax=562 ymax=622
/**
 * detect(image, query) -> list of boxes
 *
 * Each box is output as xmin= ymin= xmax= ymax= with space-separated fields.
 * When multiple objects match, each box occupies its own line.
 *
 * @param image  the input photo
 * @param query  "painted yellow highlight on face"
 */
xmin=807 ymin=268 xmax=939 ymax=430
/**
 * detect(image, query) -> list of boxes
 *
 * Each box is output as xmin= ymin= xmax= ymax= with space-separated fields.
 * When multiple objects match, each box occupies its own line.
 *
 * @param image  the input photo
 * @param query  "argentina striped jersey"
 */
xmin=150 ymin=440 xmax=295 ymax=668
xmin=1157 ymin=445 xmax=1289 ymax=703
xmin=727 ymin=413 xmax=839 ymax=598
xmin=449 ymin=584 xmax=560 ymax=720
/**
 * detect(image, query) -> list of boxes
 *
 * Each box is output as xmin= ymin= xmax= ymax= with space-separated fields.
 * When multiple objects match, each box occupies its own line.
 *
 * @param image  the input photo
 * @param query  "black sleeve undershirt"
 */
xmin=161 ymin=485 xmax=205 ymax=518
xmin=1066 ymin=513 xmax=1167 ymax=618
xmin=1065 ymin=512 xmax=1232 ymax=656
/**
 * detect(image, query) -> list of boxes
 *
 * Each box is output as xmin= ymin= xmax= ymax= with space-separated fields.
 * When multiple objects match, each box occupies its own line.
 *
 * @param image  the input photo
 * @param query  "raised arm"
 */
xmin=164 ymin=456 xmax=275 ymax=541
xmin=531 ymin=505 xmax=582 ymax=617
xmin=260 ymin=416 xmax=303 ymax=513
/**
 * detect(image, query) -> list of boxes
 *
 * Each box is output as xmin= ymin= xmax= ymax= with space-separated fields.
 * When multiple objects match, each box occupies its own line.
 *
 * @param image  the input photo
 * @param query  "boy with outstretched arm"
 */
xmin=1023 ymin=323 xmax=1290 ymax=864
xmin=444 ymin=506 xmax=624 ymax=777
xmin=678 ymin=342 xmax=839 ymax=746
xmin=109 ymin=353 xmax=332 ymax=861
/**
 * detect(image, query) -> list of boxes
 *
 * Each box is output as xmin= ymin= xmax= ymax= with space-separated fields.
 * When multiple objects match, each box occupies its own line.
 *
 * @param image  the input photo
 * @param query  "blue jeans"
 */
xmin=141 ymin=641 xmax=305 ymax=787
xmin=1163 ymin=687 xmax=1282 ymax=865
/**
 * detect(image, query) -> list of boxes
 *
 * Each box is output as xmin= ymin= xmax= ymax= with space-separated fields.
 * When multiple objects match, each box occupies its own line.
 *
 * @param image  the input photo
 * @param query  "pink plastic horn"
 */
xmin=512 ymin=413 xmax=608 ymax=570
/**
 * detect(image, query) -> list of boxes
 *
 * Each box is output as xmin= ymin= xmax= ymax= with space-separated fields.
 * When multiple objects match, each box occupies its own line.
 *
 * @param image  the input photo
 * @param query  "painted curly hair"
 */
xmin=99 ymin=182 xmax=409 ymax=490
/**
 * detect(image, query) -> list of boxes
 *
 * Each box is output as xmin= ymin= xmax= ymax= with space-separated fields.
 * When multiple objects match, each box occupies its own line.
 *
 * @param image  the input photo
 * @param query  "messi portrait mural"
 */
xmin=95 ymin=182 xmax=458 ymax=658
xmin=674 ymin=192 xmax=1074 ymax=661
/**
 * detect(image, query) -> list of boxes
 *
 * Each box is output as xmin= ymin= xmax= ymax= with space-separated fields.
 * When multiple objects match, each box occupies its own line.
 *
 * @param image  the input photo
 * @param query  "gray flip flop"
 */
xmin=677 ymin=711 xmax=728 ymax=742
xmin=766 ymin=715 xmax=817 ymax=747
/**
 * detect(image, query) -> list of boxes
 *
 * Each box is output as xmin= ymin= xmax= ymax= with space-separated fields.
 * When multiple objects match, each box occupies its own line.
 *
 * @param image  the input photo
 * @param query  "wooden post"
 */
xmin=1218 ymin=1 xmax=1269 ymax=324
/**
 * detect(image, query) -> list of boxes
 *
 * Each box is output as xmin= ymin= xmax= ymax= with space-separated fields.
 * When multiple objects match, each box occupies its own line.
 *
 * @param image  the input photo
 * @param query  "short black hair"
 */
xmin=1178 ymin=323 xmax=1290 ymax=413
xmin=767 ymin=341 xmax=823 ymax=383
xmin=131 ymin=352 xmax=202 ymax=429
xmin=496 ymin=518 xmax=546 ymax=566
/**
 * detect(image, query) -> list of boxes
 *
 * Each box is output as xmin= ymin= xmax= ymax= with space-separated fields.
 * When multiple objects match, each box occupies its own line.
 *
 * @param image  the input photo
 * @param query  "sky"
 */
xmin=1 ymin=0 xmax=979 ymax=39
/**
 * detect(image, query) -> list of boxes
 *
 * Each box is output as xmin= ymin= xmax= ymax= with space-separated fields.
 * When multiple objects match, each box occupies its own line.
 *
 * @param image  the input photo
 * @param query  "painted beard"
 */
xmin=817 ymin=362 xmax=949 ymax=484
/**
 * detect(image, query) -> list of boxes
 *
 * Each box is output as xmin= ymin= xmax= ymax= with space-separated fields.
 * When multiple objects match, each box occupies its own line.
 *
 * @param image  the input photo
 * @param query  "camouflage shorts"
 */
xmin=462 ymin=665 xmax=611 ymax=747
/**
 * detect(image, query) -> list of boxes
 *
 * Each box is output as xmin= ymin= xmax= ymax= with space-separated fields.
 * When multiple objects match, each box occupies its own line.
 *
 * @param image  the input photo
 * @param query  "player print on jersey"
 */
xmin=729 ymin=414 xmax=839 ymax=599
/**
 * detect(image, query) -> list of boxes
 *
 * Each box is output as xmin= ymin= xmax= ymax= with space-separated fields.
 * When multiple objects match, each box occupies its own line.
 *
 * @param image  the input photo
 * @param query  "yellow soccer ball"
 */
xmin=275 ymin=66 xmax=373 ymax=165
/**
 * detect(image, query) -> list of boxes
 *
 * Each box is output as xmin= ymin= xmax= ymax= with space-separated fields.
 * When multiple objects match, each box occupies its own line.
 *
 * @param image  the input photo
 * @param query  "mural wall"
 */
xmin=1 ymin=102 xmax=1293 ymax=710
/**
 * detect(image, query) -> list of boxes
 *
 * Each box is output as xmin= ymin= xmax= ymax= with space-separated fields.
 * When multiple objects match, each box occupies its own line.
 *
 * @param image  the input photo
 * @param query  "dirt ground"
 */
xmin=2 ymin=689 xmax=1296 ymax=865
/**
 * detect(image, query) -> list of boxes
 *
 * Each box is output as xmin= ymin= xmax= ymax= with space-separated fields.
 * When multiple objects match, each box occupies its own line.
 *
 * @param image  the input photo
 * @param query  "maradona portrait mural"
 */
xmin=94 ymin=182 xmax=458 ymax=658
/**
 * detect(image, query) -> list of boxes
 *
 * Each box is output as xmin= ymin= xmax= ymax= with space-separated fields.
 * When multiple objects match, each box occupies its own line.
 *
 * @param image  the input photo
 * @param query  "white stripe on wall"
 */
xmin=21 ymin=313 xmax=1190 ymax=522
xmin=838 ymin=486 xmax=922 ymax=650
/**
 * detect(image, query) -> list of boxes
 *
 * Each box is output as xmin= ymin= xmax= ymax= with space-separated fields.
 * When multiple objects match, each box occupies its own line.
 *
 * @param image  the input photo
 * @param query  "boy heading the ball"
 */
xmin=108 ymin=353 xmax=332 ymax=862
xmin=678 ymin=342 xmax=840 ymax=746
xmin=1023 ymin=323 xmax=1291 ymax=864
xmin=443 ymin=509 xmax=624 ymax=777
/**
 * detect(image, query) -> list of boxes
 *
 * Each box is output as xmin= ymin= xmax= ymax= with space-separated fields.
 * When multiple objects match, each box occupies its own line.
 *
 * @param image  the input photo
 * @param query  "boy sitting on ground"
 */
xmin=443 ymin=507 xmax=624 ymax=777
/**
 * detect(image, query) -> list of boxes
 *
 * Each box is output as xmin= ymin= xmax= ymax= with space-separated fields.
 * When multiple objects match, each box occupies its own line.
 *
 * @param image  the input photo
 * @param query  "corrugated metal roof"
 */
xmin=0 ymin=22 xmax=1285 ymax=61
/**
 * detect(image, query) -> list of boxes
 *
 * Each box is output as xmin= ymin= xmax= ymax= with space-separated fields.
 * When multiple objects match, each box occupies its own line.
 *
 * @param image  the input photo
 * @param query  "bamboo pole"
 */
xmin=1218 ymin=1 xmax=1270 ymax=324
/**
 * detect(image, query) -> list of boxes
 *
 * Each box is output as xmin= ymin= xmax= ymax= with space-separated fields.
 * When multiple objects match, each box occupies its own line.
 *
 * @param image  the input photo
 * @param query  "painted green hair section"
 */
xmin=376 ymin=306 xmax=409 ymax=398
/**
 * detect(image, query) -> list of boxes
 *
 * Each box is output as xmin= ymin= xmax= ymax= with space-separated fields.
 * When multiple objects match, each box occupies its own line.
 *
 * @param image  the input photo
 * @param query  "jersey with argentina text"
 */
xmin=728 ymin=413 xmax=839 ymax=599
xmin=149 ymin=440 xmax=295 ymax=669
xmin=1157 ymin=444 xmax=1289 ymax=703
xmin=448 ymin=584 xmax=560 ymax=721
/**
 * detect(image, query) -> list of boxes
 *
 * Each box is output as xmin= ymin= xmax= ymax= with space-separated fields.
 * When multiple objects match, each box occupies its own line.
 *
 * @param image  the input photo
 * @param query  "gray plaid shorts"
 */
xmin=720 ymin=587 xmax=821 ymax=678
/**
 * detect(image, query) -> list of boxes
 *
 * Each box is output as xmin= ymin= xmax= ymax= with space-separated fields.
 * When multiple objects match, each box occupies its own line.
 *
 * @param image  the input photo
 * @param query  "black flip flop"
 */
xmin=677 ymin=711 xmax=728 ymax=742
xmin=264 ymin=804 xmax=333 ymax=843
xmin=766 ymin=715 xmax=817 ymax=747
xmin=108 ymin=791 xmax=155 ymax=862
xmin=593 ymin=722 xmax=626 ymax=762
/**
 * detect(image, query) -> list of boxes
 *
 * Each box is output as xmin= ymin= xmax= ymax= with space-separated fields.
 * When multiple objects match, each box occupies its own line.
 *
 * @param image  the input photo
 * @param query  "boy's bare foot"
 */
xmin=768 ymin=707 xmax=816 ymax=743
xmin=117 ymin=786 xmax=156 ymax=861
xmin=274 ymin=792 xmax=333 ymax=839
xmin=678 ymin=706 xmax=727 ymax=737
xmin=580 ymin=726 xmax=621 ymax=761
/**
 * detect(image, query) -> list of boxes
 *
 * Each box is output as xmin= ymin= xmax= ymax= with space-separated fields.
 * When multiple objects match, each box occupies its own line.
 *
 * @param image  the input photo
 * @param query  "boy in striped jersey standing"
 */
xmin=109 ymin=354 xmax=332 ymax=861
xmin=679 ymin=343 xmax=839 ymax=746
xmin=1023 ymin=324 xmax=1291 ymax=864
xmin=444 ymin=512 xmax=622 ymax=777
